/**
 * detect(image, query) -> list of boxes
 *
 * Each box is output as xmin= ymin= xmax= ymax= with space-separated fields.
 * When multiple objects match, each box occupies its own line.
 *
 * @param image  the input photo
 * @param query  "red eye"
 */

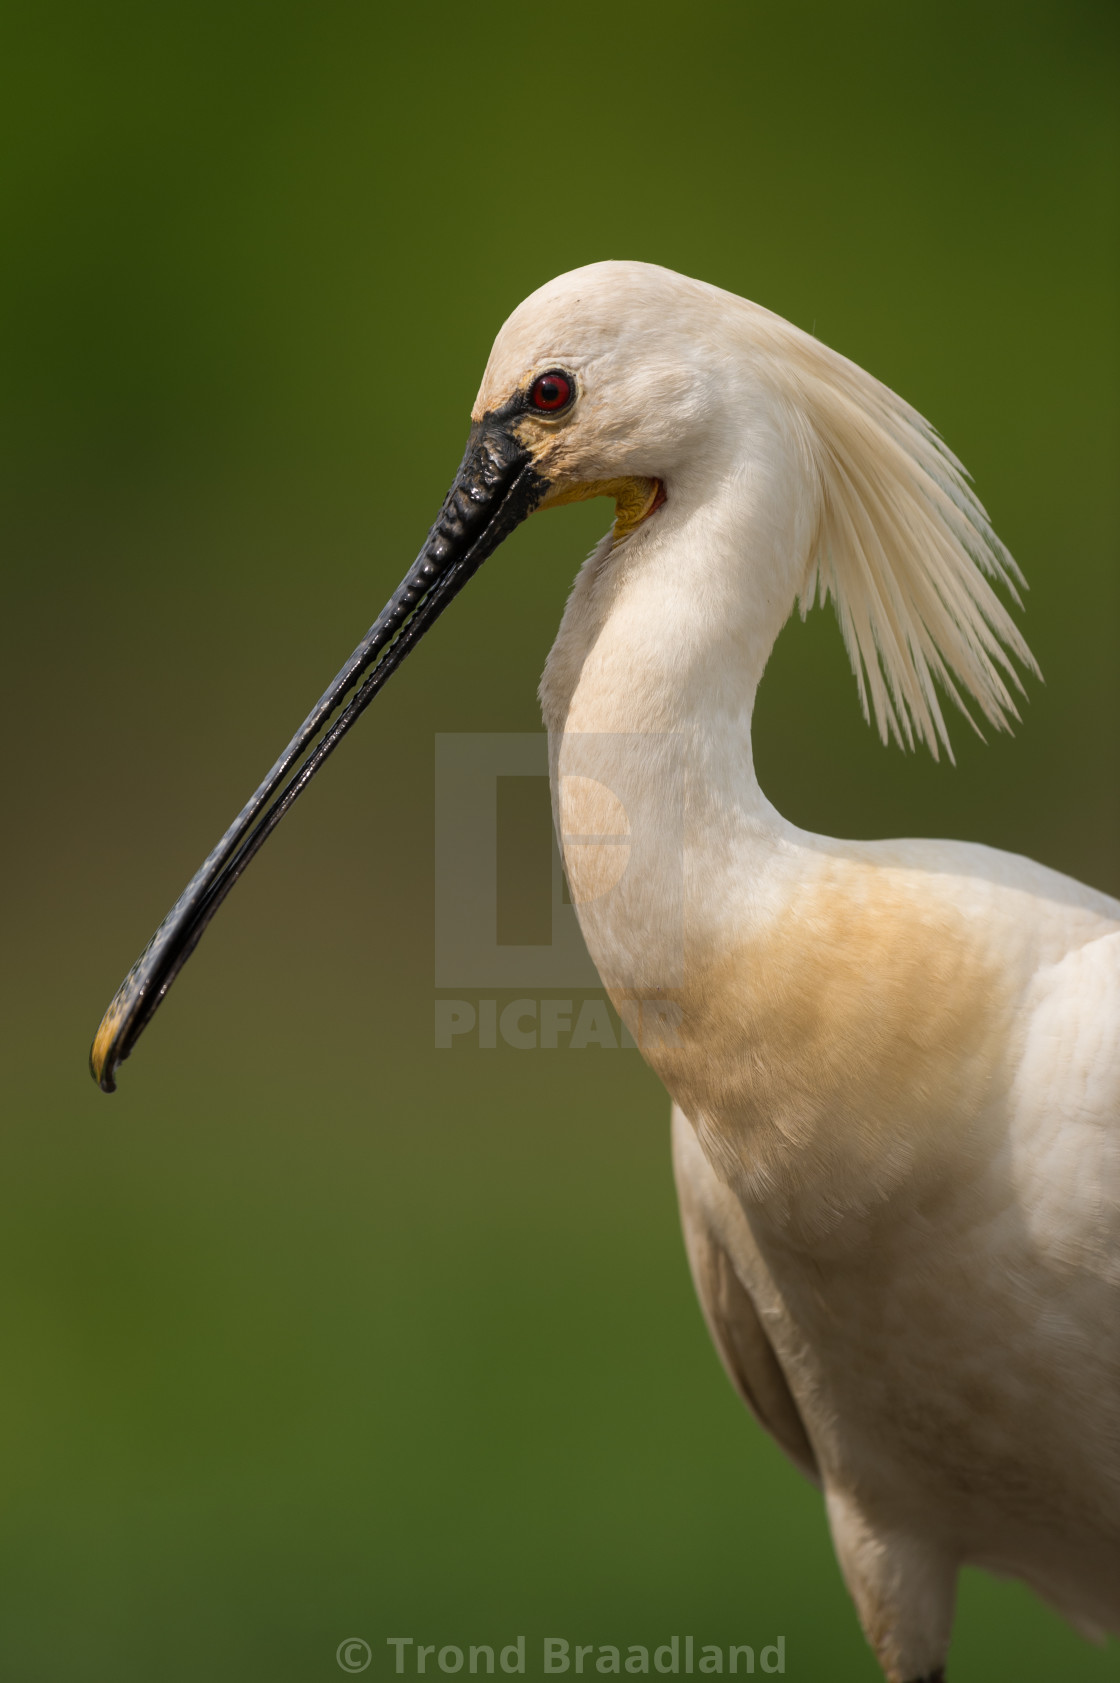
xmin=529 ymin=370 xmax=573 ymax=412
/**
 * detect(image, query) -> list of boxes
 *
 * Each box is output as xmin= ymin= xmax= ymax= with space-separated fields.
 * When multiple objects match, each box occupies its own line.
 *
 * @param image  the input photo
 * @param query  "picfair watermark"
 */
xmin=434 ymin=996 xmax=681 ymax=1051
xmin=434 ymin=733 xmax=685 ymax=995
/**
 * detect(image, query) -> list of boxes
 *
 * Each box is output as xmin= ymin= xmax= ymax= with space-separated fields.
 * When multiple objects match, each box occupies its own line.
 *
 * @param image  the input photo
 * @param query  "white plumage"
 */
xmin=90 ymin=257 xmax=1119 ymax=1683
xmin=480 ymin=262 xmax=1120 ymax=1682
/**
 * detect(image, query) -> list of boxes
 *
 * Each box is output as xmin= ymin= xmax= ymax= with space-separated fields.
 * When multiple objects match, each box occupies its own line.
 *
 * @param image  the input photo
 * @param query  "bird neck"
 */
xmin=539 ymin=443 xmax=1015 ymax=1242
xmin=541 ymin=455 xmax=923 ymax=1238
xmin=540 ymin=443 xmax=821 ymax=1069
xmin=541 ymin=429 xmax=814 ymax=832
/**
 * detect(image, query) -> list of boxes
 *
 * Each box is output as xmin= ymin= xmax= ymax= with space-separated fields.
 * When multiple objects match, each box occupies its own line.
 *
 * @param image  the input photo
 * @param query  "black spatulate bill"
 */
xmin=90 ymin=417 xmax=546 ymax=1092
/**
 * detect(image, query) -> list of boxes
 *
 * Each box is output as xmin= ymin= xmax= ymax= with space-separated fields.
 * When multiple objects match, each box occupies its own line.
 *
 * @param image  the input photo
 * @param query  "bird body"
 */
xmin=521 ymin=265 xmax=1120 ymax=1678
xmin=92 ymin=261 xmax=1120 ymax=1681
xmin=541 ymin=489 xmax=1120 ymax=1680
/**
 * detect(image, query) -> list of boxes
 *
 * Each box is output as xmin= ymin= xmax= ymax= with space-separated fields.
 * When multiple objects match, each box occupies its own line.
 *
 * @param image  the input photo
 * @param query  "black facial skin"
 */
xmin=90 ymin=400 xmax=551 ymax=1092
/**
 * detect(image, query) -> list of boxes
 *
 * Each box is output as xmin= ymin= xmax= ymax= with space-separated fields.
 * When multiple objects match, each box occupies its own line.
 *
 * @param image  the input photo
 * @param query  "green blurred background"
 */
xmin=1 ymin=3 xmax=1117 ymax=1679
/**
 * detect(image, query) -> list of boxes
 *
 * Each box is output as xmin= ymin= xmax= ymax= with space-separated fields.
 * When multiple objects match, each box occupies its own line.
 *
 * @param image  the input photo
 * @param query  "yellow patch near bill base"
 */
xmin=538 ymin=476 xmax=663 ymax=539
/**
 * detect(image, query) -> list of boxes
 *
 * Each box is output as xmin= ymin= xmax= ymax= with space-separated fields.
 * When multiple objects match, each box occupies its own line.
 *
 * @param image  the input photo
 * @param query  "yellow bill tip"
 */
xmin=89 ymin=1003 xmax=125 ymax=1093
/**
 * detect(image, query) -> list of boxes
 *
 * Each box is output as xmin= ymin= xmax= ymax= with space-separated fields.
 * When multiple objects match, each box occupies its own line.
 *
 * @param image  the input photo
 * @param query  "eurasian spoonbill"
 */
xmin=91 ymin=262 xmax=1120 ymax=1683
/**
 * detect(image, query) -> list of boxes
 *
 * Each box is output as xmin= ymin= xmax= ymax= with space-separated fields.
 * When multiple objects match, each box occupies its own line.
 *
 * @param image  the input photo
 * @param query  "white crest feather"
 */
xmin=781 ymin=331 xmax=1039 ymax=760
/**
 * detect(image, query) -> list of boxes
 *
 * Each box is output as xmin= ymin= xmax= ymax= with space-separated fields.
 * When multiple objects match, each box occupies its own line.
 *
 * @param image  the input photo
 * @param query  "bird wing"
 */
xmin=671 ymin=1104 xmax=819 ymax=1485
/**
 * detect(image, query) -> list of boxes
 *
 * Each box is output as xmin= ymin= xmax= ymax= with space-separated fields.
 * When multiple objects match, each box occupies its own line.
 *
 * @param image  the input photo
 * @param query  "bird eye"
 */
xmin=529 ymin=371 xmax=574 ymax=412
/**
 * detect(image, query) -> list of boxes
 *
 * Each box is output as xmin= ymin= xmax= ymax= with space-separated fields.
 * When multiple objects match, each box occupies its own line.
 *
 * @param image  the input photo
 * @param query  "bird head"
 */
xmin=91 ymin=261 xmax=704 ymax=1092
xmin=471 ymin=260 xmax=730 ymax=511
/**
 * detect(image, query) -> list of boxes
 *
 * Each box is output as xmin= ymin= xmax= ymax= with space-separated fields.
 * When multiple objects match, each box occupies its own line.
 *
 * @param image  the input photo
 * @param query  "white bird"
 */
xmin=91 ymin=261 xmax=1120 ymax=1682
